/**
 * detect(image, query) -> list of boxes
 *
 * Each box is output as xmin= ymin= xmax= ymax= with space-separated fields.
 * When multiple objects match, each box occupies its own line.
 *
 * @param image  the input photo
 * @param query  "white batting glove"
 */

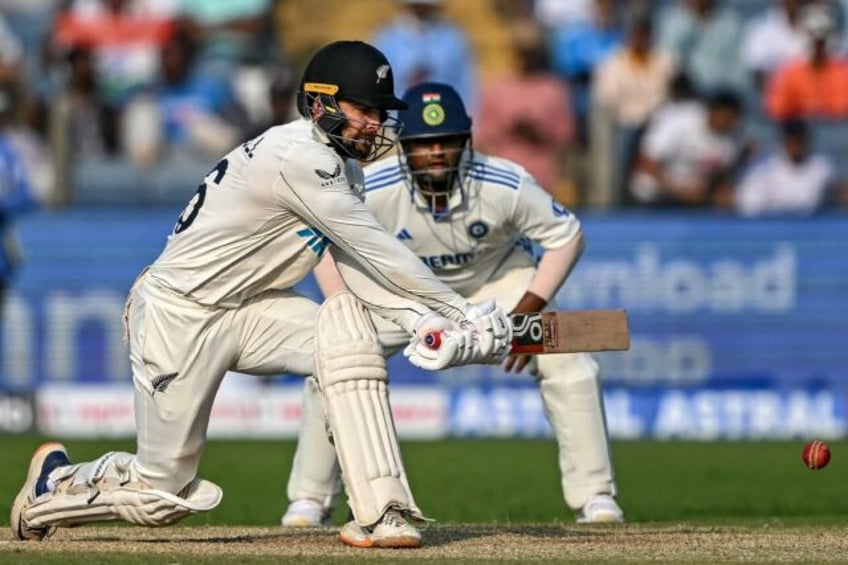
xmin=403 ymin=303 xmax=512 ymax=370
xmin=462 ymin=300 xmax=512 ymax=364
xmin=403 ymin=312 xmax=468 ymax=371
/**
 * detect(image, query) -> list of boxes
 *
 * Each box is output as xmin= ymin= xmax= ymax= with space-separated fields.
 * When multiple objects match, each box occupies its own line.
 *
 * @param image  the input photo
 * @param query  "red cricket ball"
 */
xmin=802 ymin=440 xmax=831 ymax=470
xmin=424 ymin=331 xmax=441 ymax=350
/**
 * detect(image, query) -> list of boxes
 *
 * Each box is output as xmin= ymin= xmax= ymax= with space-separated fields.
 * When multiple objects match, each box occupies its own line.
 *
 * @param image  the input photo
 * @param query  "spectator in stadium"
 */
xmin=0 ymin=8 xmax=25 ymax=83
xmin=176 ymin=0 xmax=273 ymax=85
xmin=765 ymin=4 xmax=848 ymax=121
xmin=55 ymin=46 xmax=120 ymax=160
xmin=593 ymin=13 xmax=677 ymax=204
xmin=47 ymin=45 xmax=124 ymax=203
xmin=649 ymin=71 xmax=700 ymax=128
xmin=0 ymin=79 xmax=54 ymax=316
xmin=51 ymin=0 xmax=178 ymax=107
xmin=735 ymin=118 xmax=843 ymax=216
xmin=629 ymin=89 xmax=750 ymax=208
xmin=593 ymin=14 xmax=677 ymax=130
xmin=121 ymin=30 xmax=242 ymax=170
xmin=372 ymin=0 xmax=477 ymax=111
xmin=0 ymin=0 xmax=60 ymax=95
xmin=532 ymin=0 xmax=593 ymax=32
xmin=657 ymin=0 xmax=748 ymax=95
xmin=549 ymin=0 xmax=623 ymax=148
xmin=281 ymin=81 xmax=624 ymax=531
xmin=242 ymin=67 xmax=296 ymax=140
xmin=741 ymin=0 xmax=809 ymax=91
xmin=474 ymin=21 xmax=575 ymax=202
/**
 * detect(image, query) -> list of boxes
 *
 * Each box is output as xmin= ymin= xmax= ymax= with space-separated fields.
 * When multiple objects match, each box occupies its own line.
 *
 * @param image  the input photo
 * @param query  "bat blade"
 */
xmin=510 ymin=309 xmax=630 ymax=354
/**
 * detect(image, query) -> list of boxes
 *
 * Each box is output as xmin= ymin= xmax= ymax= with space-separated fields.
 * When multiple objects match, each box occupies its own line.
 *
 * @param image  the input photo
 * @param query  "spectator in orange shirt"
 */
xmin=765 ymin=4 xmax=848 ymax=121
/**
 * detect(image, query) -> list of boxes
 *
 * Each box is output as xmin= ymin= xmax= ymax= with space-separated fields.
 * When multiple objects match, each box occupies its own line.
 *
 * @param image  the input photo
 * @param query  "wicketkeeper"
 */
xmin=281 ymin=82 xmax=624 ymax=536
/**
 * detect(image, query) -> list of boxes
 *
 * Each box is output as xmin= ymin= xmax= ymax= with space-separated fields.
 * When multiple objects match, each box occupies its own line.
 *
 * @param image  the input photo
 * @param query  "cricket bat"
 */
xmin=425 ymin=309 xmax=630 ymax=354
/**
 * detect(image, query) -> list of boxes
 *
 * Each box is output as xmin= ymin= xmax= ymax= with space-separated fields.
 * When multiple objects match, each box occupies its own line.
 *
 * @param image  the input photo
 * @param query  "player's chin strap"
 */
xmin=314 ymin=291 xmax=426 ymax=527
xmin=23 ymin=452 xmax=222 ymax=529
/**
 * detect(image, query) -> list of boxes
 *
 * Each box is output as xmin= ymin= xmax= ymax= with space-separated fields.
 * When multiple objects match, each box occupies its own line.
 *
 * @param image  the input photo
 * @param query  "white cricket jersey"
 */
xmin=147 ymin=118 xmax=467 ymax=323
xmin=362 ymin=151 xmax=581 ymax=297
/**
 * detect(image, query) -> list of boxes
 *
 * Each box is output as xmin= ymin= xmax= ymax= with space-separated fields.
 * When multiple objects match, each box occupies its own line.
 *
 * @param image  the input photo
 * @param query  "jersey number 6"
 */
xmin=173 ymin=158 xmax=229 ymax=234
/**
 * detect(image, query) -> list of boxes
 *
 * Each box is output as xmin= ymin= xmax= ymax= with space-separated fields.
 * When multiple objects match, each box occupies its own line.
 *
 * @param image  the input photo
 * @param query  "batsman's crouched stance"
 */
xmin=11 ymin=41 xmax=513 ymax=547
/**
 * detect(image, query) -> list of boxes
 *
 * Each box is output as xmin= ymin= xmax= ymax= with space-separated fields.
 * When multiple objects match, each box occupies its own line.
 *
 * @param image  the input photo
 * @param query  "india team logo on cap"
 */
xmin=422 ymin=103 xmax=445 ymax=126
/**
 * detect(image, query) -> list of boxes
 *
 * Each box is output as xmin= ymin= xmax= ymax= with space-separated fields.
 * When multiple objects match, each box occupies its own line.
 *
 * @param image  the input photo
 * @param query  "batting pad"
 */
xmin=315 ymin=291 xmax=423 ymax=526
xmin=25 ymin=477 xmax=222 ymax=528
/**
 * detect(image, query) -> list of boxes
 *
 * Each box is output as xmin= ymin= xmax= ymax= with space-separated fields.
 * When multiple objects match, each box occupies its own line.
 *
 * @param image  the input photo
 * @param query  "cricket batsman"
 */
xmin=10 ymin=42 xmax=513 ymax=549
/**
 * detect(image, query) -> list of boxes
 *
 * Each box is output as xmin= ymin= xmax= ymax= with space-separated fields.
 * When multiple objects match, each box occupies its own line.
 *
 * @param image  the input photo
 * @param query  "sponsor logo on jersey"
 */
xmin=552 ymin=199 xmax=570 ymax=217
xmin=468 ymin=221 xmax=489 ymax=239
xmin=396 ymin=228 xmax=413 ymax=240
xmin=420 ymin=252 xmax=474 ymax=269
xmin=297 ymin=227 xmax=331 ymax=257
xmin=314 ymin=163 xmax=342 ymax=180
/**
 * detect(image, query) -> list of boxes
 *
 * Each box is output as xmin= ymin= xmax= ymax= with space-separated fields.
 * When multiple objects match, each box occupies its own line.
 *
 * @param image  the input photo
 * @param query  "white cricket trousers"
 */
xmin=126 ymin=274 xmax=318 ymax=494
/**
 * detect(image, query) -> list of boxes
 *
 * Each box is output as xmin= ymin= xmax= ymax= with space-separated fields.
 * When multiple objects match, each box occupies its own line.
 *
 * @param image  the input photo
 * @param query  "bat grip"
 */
xmin=423 ymin=331 xmax=442 ymax=350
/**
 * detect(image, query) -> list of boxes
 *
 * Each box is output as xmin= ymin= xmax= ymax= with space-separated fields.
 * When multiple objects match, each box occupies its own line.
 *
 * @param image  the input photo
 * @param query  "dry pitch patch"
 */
xmin=2 ymin=524 xmax=848 ymax=563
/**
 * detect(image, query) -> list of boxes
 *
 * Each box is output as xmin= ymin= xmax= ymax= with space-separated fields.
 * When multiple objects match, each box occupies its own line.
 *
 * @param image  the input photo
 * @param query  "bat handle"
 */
xmin=423 ymin=331 xmax=442 ymax=350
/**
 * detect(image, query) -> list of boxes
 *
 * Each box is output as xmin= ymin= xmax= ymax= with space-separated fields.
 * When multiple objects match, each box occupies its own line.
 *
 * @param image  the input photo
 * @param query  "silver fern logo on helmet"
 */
xmin=375 ymin=64 xmax=390 ymax=83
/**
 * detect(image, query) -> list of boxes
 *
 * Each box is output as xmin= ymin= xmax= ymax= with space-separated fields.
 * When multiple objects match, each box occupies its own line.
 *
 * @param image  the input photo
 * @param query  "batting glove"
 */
xmin=462 ymin=300 xmax=512 ymax=364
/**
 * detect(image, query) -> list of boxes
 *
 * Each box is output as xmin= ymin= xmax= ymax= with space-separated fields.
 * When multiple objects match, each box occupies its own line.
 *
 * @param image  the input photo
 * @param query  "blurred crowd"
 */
xmin=0 ymin=0 xmax=847 ymax=217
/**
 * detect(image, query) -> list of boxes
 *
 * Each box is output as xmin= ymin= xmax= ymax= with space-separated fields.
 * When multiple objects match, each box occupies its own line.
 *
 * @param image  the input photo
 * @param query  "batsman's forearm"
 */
xmin=526 ymin=232 xmax=584 ymax=302
xmin=334 ymin=249 xmax=468 ymax=334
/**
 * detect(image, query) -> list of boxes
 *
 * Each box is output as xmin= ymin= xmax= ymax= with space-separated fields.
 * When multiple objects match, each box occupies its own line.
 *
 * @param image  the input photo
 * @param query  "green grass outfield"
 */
xmin=1 ymin=437 xmax=847 ymax=563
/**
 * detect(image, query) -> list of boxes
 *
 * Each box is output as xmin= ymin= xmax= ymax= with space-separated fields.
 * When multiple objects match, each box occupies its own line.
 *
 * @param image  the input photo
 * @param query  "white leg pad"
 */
xmin=315 ymin=291 xmax=423 ymax=526
xmin=24 ymin=451 xmax=222 ymax=528
xmin=536 ymin=353 xmax=617 ymax=510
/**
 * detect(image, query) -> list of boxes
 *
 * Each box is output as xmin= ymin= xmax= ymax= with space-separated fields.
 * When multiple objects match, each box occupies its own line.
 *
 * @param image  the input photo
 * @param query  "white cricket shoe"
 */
xmin=576 ymin=494 xmax=625 ymax=524
xmin=281 ymin=499 xmax=331 ymax=527
xmin=11 ymin=442 xmax=72 ymax=541
xmin=339 ymin=508 xmax=422 ymax=548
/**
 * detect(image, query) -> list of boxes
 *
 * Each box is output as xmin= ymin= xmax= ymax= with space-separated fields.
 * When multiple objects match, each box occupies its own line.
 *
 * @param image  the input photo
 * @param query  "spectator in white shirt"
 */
xmin=742 ymin=0 xmax=809 ymax=91
xmin=630 ymin=89 xmax=749 ymax=207
xmin=736 ymin=118 xmax=840 ymax=217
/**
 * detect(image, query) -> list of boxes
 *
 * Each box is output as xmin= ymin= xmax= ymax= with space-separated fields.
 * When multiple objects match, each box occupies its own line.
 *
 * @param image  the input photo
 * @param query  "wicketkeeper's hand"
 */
xmin=403 ymin=302 xmax=512 ymax=371
xmin=503 ymin=353 xmax=533 ymax=373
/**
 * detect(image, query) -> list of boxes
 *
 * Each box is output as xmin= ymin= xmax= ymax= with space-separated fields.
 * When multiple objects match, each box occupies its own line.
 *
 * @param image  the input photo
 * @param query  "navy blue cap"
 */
xmin=398 ymin=82 xmax=472 ymax=140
